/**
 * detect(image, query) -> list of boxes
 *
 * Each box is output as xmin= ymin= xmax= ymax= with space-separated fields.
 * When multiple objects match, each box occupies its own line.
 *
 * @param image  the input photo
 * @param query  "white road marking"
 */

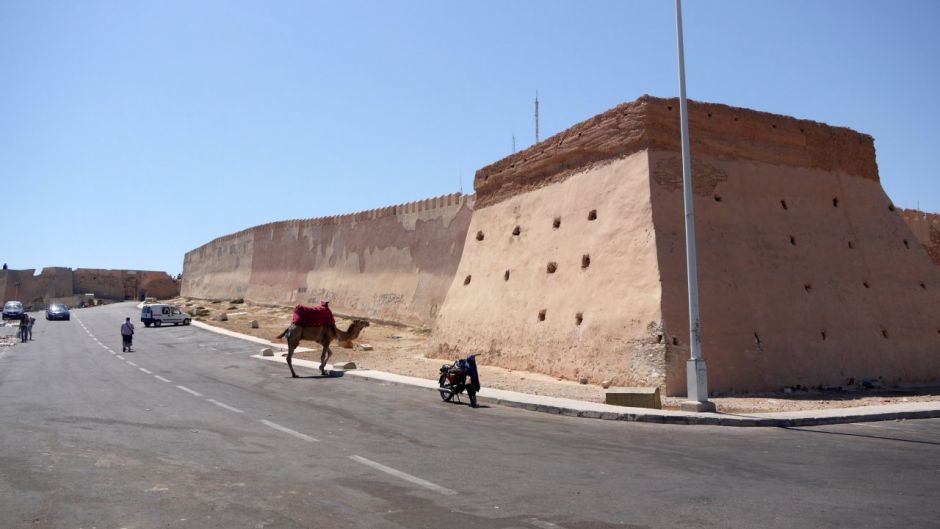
xmin=139 ymin=367 xmax=152 ymax=374
xmin=528 ymin=519 xmax=568 ymax=529
xmin=348 ymin=455 xmax=457 ymax=495
xmin=127 ymin=361 xmax=138 ymax=367
xmin=117 ymin=355 xmax=125 ymax=360
xmin=154 ymin=375 xmax=172 ymax=383
xmin=208 ymin=399 xmax=244 ymax=413
xmin=259 ymin=419 xmax=318 ymax=442
xmin=176 ymin=385 xmax=203 ymax=397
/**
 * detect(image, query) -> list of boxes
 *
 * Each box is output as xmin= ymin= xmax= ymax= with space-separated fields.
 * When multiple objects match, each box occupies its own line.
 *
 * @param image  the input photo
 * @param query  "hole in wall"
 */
xmin=863 ymin=281 xmax=871 ymax=289
xmin=821 ymin=331 xmax=827 ymax=341
xmin=714 ymin=195 xmax=723 ymax=202
xmin=707 ymin=112 xmax=713 ymax=118
xmin=832 ymin=197 xmax=839 ymax=207
xmin=463 ymin=275 xmax=471 ymax=285
xmin=575 ymin=312 xmax=583 ymax=326
xmin=657 ymin=334 xmax=663 ymax=344
xmin=903 ymin=239 xmax=910 ymax=249
xmin=790 ymin=235 xmax=796 ymax=246
xmin=781 ymin=200 xmax=788 ymax=210
xmin=754 ymin=333 xmax=762 ymax=345
xmin=882 ymin=329 xmax=889 ymax=339
xmin=512 ymin=226 xmax=521 ymax=236
xmin=504 ymin=270 xmax=510 ymax=281
xmin=799 ymin=127 xmax=805 ymax=134
xmin=553 ymin=217 xmax=561 ymax=229
xmin=848 ymin=241 xmax=855 ymax=249
xmin=888 ymin=204 xmax=896 ymax=212
xmin=804 ymin=283 xmax=812 ymax=293
xmin=538 ymin=309 xmax=546 ymax=322
xmin=587 ymin=209 xmax=597 ymax=221
xmin=920 ymin=281 xmax=927 ymax=290
xmin=733 ymin=116 xmax=739 ymax=122
xmin=667 ymin=105 xmax=673 ymax=111
xmin=672 ymin=337 xmax=679 ymax=346
xmin=771 ymin=123 xmax=777 ymax=129
xmin=581 ymin=254 xmax=591 ymax=269
xmin=476 ymin=231 xmax=484 ymax=241
xmin=546 ymin=262 xmax=558 ymax=274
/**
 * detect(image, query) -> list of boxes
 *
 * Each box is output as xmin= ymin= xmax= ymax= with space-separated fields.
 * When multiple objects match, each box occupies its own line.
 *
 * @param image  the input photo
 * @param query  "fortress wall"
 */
xmin=649 ymin=151 xmax=940 ymax=394
xmin=432 ymin=152 xmax=670 ymax=387
xmin=182 ymin=193 xmax=475 ymax=327
xmin=1 ymin=268 xmax=177 ymax=308
xmin=435 ymin=95 xmax=940 ymax=395
xmin=900 ymin=208 xmax=940 ymax=268
xmin=181 ymin=230 xmax=255 ymax=300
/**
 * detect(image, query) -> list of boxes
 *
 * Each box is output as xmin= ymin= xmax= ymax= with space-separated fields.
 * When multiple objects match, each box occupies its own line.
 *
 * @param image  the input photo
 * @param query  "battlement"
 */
xmin=475 ymin=95 xmax=877 ymax=208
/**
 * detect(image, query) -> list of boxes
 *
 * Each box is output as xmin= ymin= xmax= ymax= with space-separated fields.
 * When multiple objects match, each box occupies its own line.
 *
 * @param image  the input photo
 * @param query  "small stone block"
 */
xmin=260 ymin=348 xmax=273 ymax=357
xmin=249 ymin=320 xmax=259 ymax=328
xmin=605 ymin=387 xmax=662 ymax=409
xmin=356 ymin=343 xmax=373 ymax=351
xmin=332 ymin=361 xmax=356 ymax=370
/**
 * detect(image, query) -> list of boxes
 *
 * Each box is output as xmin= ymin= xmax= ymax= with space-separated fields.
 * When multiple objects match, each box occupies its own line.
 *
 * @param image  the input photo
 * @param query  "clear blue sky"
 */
xmin=2 ymin=1 xmax=938 ymax=276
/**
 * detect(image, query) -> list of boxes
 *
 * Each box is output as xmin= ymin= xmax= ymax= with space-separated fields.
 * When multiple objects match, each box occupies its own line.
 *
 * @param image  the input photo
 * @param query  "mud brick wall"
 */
xmin=182 ymin=193 xmax=474 ymax=327
xmin=433 ymin=96 xmax=940 ymax=395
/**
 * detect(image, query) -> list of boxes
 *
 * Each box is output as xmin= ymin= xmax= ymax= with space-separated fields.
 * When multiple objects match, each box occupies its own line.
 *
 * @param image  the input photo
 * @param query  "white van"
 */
xmin=141 ymin=304 xmax=191 ymax=327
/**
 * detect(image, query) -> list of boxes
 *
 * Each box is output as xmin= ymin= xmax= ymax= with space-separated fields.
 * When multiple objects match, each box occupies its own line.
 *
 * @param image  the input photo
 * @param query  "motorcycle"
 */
xmin=438 ymin=354 xmax=481 ymax=408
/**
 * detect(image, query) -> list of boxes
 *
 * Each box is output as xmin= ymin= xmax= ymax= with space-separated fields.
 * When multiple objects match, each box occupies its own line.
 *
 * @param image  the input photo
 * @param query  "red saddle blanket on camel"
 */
xmin=291 ymin=303 xmax=335 ymax=327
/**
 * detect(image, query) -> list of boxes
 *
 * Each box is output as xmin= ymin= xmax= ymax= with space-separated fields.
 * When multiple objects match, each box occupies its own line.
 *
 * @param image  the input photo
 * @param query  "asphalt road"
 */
xmin=1 ymin=302 xmax=938 ymax=529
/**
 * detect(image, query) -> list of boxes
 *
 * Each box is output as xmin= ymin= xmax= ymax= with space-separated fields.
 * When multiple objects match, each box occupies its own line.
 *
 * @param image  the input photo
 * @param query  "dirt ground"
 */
xmin=168 ymin=297 xmax=940 ymax=414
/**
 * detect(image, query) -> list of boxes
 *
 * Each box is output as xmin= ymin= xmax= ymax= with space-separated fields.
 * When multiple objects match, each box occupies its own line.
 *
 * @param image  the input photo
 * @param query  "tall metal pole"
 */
xmin=675 ymin=0 xmax=714 ymax=412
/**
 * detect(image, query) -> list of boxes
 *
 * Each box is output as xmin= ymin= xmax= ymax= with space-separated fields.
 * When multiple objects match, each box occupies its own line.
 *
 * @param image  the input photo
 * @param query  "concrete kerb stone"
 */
xmin=191 ymin=319 xmax=940 ymax=427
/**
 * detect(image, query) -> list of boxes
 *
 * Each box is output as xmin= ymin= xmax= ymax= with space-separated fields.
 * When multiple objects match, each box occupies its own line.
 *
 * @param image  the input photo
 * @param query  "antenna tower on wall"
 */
xmin=512 ymin=133 xmax=516 ymax=153
xmin=534 ymin=91 xmax=540 ymax=144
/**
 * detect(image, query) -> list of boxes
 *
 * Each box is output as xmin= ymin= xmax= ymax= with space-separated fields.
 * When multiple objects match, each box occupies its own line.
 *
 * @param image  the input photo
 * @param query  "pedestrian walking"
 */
xmin=121 ymin=317 xmax=135 ymax=352
xmin=19 ymin=315 xmax=29 ymax=343
xmin=26 ymin=315 xmax=35 ymax=340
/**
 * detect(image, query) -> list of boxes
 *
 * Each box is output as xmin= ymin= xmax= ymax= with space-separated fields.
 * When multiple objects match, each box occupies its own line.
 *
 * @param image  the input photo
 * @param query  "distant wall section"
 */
xmin=0 ymin=268 xmax=179 ymax=308
xmin=182 ymin=193 xmax=475 ymax=327
xmin=900 ymin=208 xmax=940 ymax=268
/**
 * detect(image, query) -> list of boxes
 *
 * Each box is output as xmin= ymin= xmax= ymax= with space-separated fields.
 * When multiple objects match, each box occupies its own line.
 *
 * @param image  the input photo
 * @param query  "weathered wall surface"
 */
xmin=649 ymin=151 xmax=940 ymax=394
xmin=435 ymin=95 xmax=940 ymax=394
xmin=181 ymin=193 xmax=475 ymax=327
xmin=432 ymin=152 xmax=670 ymax=388
xmin=900 ymin=208 xmax=940 ymax=268
xmin=1 ymin=268 xmax=179 ymax=308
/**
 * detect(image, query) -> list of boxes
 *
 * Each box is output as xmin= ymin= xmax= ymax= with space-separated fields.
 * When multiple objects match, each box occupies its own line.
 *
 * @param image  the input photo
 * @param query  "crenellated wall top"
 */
xmin=188 ymin=192 xmax=475 ymax=252
xmin=474 ymin=95 xmax=878 ymax=208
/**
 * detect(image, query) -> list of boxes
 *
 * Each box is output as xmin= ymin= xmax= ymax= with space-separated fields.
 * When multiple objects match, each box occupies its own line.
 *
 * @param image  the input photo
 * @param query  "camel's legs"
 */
xmin=286 ymin=332 xmax=299 ymax=378
xmin=319 ymin=343 xmax=330 ymax=375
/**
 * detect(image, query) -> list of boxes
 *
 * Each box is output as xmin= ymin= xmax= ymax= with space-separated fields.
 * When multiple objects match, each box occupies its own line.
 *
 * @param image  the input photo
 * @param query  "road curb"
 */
xmin=192 ymin=321 xmax=940 ymax=427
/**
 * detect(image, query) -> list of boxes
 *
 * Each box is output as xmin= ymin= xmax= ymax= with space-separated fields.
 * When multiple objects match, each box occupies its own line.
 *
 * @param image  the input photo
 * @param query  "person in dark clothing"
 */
xmin=19 ymin=315 xmax=29 ymax=343
xmin=121 ymin=317 xmax=135 ymax=352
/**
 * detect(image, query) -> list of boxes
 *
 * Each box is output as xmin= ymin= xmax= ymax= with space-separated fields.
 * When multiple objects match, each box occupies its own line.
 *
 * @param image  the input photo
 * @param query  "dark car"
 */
xmin=46 ymin=303 xmax=70 ymax=321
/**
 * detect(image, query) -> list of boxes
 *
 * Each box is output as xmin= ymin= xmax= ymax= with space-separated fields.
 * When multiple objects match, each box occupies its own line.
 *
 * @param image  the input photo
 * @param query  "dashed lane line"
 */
xmin=208 ymin=399 xmax=244 ymax=413
xmin=138 ymin=367 xmax=152 ymax=375
xmin=259 ymin=419 xmax=318 ymax=442
xmin=176 ymin=385 xmax=203 ymax=397
xmin=154 ymin=375 xmax=172 ymax=383
xmin=349 ymin=455 xmax=457 ymax=496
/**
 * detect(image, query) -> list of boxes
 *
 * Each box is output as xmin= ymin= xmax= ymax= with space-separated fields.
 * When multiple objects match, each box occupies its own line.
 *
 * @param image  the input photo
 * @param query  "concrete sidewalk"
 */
xmin=193 ymin=321 xmax=940 ymax=427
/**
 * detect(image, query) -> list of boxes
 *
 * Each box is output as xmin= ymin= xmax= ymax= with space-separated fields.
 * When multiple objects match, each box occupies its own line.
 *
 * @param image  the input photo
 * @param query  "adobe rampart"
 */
xmin=0 ymin=268 xmax=180 ymax=308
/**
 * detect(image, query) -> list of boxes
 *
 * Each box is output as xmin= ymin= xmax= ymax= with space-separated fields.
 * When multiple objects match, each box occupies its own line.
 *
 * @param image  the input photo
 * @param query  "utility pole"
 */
xmin=534 ymin=91 xmax=540 ymax=144
xmin=675 ymin=0 xmax=715 ymax=413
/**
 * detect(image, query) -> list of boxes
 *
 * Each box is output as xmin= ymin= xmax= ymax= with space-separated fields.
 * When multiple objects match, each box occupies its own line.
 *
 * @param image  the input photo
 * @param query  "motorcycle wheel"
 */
xmin=438 ymin=375 xmax=454 ymax=402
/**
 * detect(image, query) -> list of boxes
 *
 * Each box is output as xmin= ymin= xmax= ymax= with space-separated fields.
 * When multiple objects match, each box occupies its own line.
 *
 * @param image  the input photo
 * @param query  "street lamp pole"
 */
xmin=675 ymin=0 xmax=715 ymax=412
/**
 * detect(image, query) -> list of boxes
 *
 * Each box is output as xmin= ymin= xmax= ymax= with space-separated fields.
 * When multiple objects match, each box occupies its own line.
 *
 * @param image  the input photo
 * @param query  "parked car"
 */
xmin=46 ymin=303 xmax=70 ymax=321
xmin=3 ymin=301 xmax=24 ymax=320
xmin=141 ymin=304 xmax=191 ymax=327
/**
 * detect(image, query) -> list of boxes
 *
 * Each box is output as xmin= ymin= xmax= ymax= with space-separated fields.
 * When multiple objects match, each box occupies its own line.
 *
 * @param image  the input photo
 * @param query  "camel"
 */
xmin=276 ymin=320 xmax=370 ymax=378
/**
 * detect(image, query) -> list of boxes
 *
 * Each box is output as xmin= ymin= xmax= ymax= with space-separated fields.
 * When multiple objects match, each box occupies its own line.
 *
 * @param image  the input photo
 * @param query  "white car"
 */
xmin=141 ymin=304 xmax=191 ymax=327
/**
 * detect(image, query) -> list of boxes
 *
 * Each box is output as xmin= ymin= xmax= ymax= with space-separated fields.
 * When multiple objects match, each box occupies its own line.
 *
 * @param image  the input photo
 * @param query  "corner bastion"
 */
xmin=432 ymin=95 xmax=940 ymax=395
xmin=182 ymin=193 xmax=474 ymax=327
